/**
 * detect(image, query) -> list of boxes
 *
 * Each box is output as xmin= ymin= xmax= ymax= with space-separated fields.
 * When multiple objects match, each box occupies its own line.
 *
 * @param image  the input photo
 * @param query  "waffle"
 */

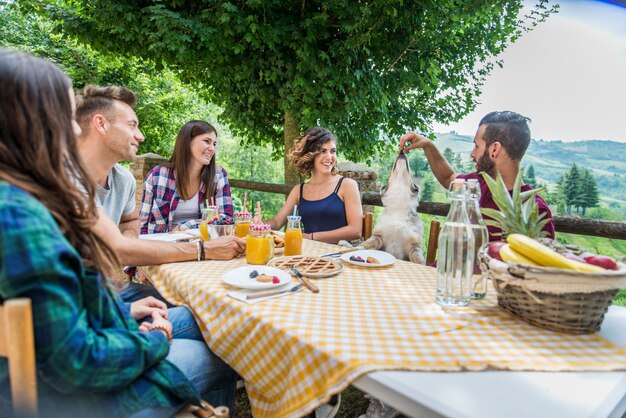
xmin=268 ymin=256 xmax=342 ymax=277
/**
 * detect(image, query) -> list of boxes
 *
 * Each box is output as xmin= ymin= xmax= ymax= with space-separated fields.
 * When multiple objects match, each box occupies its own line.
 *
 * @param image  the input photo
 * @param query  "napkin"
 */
xmin=227 ymin=286 xmax=302 ymax=304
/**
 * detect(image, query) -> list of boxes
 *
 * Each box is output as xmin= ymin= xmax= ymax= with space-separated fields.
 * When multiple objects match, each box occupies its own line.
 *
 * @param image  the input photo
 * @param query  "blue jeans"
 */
xmin=167 ymin=339 xmax=237 ymax=411
xmin=121 ymin=281 xmax=175 ymax=308
xmin=168 ymin=306 xmax=204 ymax=341
xmin=130 ymin=308 xmax=238 ymax=417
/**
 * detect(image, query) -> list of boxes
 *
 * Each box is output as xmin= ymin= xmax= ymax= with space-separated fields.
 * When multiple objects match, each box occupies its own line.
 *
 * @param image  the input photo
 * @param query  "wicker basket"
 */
xmin=479 ymin=244 xmax=626 ymax=334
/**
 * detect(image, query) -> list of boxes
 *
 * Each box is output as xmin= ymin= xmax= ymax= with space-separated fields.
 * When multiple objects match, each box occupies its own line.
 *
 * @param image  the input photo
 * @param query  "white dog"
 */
xmin=362 ymin=152 xmax=424 ymax=264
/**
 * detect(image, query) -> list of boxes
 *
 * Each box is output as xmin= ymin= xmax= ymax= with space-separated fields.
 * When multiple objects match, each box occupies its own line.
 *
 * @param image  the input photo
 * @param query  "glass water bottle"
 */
xmin=466 ymin=179 xmax=489 ymax=300
xmin=435 ymin=179 xmax=475 ymax=307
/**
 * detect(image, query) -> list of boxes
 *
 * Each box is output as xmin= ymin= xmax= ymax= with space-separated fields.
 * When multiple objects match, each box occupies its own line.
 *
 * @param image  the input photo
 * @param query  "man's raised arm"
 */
xmin=399 ymin=131 xmax=457 ymax=189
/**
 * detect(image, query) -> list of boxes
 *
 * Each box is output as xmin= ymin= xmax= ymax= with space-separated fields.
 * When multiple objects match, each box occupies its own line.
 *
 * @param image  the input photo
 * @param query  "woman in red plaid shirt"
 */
xmin=140 ymin=120 xmax=234 ymax=234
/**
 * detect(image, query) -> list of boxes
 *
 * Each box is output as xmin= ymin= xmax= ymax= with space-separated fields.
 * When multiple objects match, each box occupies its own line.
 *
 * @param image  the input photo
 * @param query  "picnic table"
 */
xmin=142 ymin=239 xmax=626 ymax=418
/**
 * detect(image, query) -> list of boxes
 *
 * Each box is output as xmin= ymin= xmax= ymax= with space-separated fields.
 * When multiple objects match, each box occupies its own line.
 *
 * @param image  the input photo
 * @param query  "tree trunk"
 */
xmin=283 ymin=111 xmax=299 ymax=185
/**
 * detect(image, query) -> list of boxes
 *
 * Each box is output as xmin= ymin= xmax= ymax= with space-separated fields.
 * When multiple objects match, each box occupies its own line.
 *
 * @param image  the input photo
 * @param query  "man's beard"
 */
xmin=476 ymin=149 xmax=496 ymax=178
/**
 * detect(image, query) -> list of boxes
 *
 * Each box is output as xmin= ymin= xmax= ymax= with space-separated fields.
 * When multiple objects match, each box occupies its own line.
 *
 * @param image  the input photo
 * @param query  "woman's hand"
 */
xmin=130 ymin=296 xmax=168 ymax=321
xmin=139 ymin=311 xmax=173 ymax=341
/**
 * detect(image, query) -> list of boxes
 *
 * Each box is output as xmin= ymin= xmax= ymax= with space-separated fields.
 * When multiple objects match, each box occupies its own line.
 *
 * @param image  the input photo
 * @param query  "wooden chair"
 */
xmin=0 ymin=298 xmax=38 ymax=418
xmin=426 ymin=219 xmax=441 ymax=265
xmin=362 ymin=211 xmax=374 ymax=240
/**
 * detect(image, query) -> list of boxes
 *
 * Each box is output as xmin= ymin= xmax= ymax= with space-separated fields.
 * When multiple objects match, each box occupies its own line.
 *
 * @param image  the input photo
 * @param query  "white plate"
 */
xmin=341 ymin=250 xmax=396 ymax=267
xmin=220 ymin=266 xmax=293 ymax=290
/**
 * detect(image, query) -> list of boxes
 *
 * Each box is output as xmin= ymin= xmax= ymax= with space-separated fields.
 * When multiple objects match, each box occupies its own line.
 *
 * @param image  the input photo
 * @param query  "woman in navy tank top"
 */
xmin=267 ymin=127 xmax=363 ymax=244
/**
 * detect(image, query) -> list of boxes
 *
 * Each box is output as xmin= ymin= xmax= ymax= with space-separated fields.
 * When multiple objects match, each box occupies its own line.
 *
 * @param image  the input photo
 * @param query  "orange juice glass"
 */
xmin=234 ymin=211 xmax=252 ymax=238
xmin=284 ymin=215 xmax=303 ymax=256
xmin=246 ymin=224 xmax=274 ymax=265
xmin=199 ymin=221 xmax=209 ymax=241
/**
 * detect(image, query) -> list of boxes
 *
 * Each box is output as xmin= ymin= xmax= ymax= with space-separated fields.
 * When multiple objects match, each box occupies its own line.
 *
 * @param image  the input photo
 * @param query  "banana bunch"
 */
xmin=501 ymin=234 xmax=605 ymax=272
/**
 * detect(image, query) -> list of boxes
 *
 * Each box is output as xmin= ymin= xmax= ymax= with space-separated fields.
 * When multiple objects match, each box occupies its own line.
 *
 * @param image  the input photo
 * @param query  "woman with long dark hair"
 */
xmin=0 ymin=49 xmax=234 ymax=418
xmin=140 ymin=120 xmax=233 ymax=234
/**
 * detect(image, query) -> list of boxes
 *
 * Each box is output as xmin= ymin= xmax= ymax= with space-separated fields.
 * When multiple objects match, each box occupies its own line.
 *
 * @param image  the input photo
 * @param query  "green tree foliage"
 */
xmin=443 ymin=147 xmax=463 ymax=172
xmin=0 ymin=3 xmax=219 ymax=158
xmin=523 ymin=164 xmax=537 ymax=188
xmin=217 ymin=134 xmax=287 ymax=218
xmin=579 ymin=169 xmax=599 ymax=215
xmin=564 ymin=163 xmax=582 ymax=214
xmin=421 ymin=174 xmax=436 ymax=202
xmin=463 ymin=157 xmax=476 ymax=173
xmin=408 ymin=152 xmax=429 ymax=176
xmin=557 ymin=164 xmax=600 ymax=216
xmin=32 ymin=0 xmax=555 ymax=179
xmin=543 ymin=178 xmax=565 ymax=214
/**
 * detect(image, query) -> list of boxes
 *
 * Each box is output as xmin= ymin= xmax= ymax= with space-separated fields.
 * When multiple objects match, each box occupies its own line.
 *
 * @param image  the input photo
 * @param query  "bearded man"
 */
xmin=400 ymin=110 xmax=555 ymax=241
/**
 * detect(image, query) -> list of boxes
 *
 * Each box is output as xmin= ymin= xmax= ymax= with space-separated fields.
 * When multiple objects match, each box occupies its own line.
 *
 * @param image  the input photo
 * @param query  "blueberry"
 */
xmin=249 ymin=270 xmax=259 ymax=278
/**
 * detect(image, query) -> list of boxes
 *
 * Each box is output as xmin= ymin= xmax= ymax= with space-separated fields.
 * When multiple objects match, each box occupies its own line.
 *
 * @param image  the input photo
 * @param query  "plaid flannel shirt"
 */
xmin=140 ymin=165 xmax=233 ymax=234
xmin=0 ymin=181 xmax=199 ymax=417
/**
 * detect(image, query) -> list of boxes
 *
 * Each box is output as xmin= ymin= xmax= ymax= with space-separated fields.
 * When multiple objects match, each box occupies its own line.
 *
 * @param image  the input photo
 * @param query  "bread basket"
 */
xmin=479 ymin=242 xmax=626 ymax=334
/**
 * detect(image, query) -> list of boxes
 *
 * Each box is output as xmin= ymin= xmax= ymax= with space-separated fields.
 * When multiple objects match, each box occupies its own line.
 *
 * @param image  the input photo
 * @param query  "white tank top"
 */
xmin=172 ymin=190 xmax=200 ymax=224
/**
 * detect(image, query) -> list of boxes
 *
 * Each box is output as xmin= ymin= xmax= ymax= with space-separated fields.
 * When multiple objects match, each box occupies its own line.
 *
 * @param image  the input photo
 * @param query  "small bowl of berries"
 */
xmin=207 ymin=215 xmax=234 ymax=239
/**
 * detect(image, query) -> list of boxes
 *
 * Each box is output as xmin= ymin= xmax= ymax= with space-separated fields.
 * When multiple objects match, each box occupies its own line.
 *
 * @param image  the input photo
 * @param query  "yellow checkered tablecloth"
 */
xmin=144 ymin=240 xmax=626 ymax=418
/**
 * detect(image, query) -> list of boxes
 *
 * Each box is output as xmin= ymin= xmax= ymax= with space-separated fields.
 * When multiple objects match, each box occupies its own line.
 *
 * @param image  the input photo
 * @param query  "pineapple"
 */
xmin=480 ymin=171 xmax=551 ymax=239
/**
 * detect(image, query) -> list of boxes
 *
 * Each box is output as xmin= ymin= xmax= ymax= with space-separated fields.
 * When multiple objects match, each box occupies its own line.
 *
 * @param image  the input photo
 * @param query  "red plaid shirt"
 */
xmin=140 ymin=165 xmax=233 ymax=234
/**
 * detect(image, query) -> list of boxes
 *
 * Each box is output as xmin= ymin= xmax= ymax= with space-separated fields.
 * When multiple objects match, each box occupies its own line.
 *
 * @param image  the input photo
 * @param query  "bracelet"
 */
xmin=311 ymin=232 xmax=314 ymax=241
xmin=196 ymin=241 xmax=202 ymax=261
xmin=199 ymin=240 xmax=205 ymax=261
xmin=151 ymin=324 xmax=172 ymax=342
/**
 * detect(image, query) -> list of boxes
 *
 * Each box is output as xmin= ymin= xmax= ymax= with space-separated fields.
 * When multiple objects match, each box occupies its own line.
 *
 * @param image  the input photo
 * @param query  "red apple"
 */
xmin=488 ymin=241 xmax=506 ymax=261
xmin=583 ymin=255 xmax=619 ymax=271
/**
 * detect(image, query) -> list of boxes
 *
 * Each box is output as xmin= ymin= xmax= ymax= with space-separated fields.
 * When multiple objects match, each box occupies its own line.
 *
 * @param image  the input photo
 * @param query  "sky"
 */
xmin=433 ymin=0 xmax=626 ymax=142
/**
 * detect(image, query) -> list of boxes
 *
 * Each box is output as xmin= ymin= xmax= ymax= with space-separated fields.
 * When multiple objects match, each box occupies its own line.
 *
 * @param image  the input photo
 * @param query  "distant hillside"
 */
xmin=434 ymin=133 xmax=626 ymax=206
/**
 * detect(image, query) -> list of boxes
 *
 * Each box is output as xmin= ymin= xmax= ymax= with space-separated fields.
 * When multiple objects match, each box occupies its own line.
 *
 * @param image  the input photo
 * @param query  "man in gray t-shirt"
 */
xmin=95 ymin=163 xmax=169 ymax=304
xmin=95 ymin=163 xmax=139 ymax=235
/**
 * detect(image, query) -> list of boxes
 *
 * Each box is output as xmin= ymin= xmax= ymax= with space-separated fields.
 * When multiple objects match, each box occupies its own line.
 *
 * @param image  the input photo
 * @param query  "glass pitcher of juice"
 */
xmin=284 ymin=215 xmax=303 ymax=256
xmin=246 ymin=224 xmax=274 ymax=265
xmin=234 ymin=211 xmax=252 ymax=238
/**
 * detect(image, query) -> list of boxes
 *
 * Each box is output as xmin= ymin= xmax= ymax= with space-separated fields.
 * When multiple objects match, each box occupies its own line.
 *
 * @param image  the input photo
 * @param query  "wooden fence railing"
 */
xmin=230 ymin=179 xmax=626 ymax=240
